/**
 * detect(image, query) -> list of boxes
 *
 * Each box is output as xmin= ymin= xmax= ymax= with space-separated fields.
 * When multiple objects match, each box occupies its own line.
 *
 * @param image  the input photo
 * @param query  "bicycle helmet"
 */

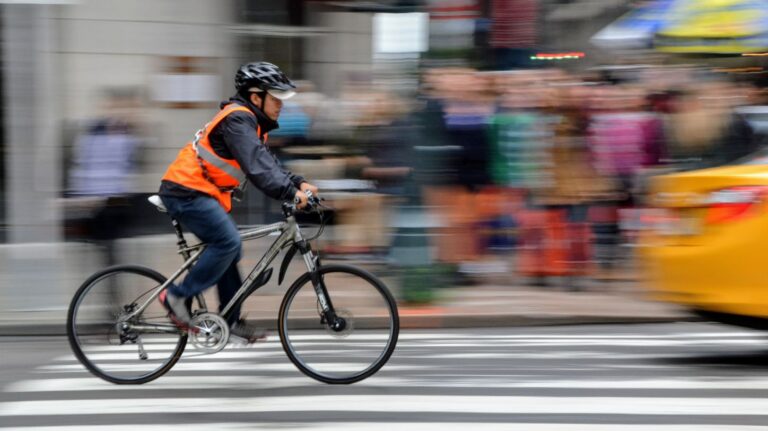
xmin=235 ymin=62 xmax=296 ymax=100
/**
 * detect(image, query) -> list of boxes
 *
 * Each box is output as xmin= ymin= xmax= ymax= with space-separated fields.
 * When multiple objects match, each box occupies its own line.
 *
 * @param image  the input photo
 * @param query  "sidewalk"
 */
xmin=0 ymin=238 xmax=690 ymax=335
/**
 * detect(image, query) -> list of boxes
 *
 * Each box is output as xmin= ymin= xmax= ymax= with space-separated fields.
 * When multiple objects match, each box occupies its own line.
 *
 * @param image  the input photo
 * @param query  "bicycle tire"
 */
xmin=278 ymin=264 xmax=399 ymax=384
xmin=67 ymin=265 xmax=187 ymax=384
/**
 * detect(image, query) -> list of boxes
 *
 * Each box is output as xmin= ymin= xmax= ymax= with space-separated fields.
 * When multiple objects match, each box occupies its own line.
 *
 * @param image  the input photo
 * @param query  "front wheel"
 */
xmin=278 ymin=264 xmax=399 ymax=384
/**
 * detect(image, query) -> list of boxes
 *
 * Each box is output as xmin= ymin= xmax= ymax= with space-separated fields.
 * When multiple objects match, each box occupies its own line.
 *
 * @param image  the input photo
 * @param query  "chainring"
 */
xmin=189 ymin=313 xmax=230 ymax=354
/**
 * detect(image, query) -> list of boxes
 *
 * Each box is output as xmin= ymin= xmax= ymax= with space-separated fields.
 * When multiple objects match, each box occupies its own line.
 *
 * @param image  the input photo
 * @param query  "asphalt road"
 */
xmin=1 ymin=323 xmax=768 ymax=430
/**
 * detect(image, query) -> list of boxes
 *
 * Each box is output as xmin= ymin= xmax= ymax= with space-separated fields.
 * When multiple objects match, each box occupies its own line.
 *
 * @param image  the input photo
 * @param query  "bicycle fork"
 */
xmin=298 ymin=241 xmax=345 ymax=332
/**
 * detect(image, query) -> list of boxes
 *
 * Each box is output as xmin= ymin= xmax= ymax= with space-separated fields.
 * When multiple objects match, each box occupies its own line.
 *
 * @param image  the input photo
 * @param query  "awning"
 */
xmin=592 ymin=0 xmax=768 ymax=55
xmin=653 ymin=0 xmax=768 ymax=54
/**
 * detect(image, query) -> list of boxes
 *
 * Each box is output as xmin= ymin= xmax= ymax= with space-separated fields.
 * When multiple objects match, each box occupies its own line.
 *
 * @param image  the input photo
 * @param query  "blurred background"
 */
xmin=3 ymin=0 xmax=768 ymax=327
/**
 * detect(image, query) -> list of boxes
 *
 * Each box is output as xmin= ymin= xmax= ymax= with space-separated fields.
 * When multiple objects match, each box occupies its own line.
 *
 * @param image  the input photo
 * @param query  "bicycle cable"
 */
xmin=302 ymin=202 xmax=328 ymax=242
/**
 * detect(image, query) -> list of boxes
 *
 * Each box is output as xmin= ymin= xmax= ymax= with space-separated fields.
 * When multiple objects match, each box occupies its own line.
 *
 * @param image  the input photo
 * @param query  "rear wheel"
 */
xmin=66 ymin=265 xmax=187 ymax=384
xmin=278 ymin=264 xmax=399 ymax=384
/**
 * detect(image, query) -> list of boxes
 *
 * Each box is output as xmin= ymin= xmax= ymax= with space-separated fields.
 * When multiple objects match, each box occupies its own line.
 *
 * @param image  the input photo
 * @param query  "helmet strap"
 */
xmin=248 ymin=90 xmax=267 ymax=112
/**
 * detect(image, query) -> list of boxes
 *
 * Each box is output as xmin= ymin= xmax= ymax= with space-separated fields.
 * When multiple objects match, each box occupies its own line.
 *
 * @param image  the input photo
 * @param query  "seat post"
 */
xmin=171 ymin=218 xmax=191 ymax=260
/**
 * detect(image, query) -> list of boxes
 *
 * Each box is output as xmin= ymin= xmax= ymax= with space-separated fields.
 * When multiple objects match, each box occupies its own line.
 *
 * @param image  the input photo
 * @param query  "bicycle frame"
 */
xmin=121 ymin=213 xmax=332 ymax=330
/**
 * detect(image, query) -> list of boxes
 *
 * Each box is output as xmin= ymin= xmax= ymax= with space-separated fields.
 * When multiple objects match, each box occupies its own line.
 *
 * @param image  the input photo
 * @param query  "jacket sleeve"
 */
xmin=219 ymin=113 xmax=298 ymax=201
xmin=288 ymin=171 xmax=306 ymax=188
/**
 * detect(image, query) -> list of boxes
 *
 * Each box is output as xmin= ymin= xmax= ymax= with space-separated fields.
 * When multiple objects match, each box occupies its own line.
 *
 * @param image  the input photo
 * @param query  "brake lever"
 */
xmin=313 ymin=197 xmax=331 ymax=211
xmin=291 ymin=192 xmax=327 ymax=213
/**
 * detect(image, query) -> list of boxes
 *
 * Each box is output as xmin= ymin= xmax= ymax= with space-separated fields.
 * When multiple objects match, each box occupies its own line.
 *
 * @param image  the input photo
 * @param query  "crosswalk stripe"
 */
xmin=54 ymin=351 xmax=281 ymax=361
xmin=54 ymin=349 xmax=388 ymax=362
xmin=2 ymin=395 xmax=768 ymax=416
xmin=1 ymin=424 xmax=766 ymax=431
xmin=8 ymin=376 xmax=768 ymax=392
xmin=396 ymin=331 xmax=763 ymax=340
xmin=51 ymin=350 xmax=726 ymax=364
xmin=5 ymin=376 xmax=316 ymax=392
xmin=0 ymin=424 xmax=765 ymax=431
xmin=402 ymin=339 xmax=766 ymax=347
xmin=409 ymin=352 xmax=698 ymax=360
xmin=53 ymin=342 xmax=758 ymax=366
xmin=37 ymin=362 xmax=418 ymax=373
xmin=75 ymin=340 xmax=391 ymax=352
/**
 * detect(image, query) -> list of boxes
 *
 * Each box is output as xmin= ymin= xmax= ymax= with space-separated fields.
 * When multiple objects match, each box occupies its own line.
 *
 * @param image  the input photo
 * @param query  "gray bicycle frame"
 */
xmin=121 ymin=214 xmax=320 ymax=330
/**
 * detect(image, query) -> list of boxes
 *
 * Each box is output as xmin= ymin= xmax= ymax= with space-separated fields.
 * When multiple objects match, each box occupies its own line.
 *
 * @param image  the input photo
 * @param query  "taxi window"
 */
xmin=738 ymin=148 xmax=768 ymax=165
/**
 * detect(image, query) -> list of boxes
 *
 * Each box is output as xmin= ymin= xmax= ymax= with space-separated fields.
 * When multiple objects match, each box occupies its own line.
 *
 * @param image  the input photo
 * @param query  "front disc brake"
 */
xmin=324 ymin=308 xmax=354 ymax=338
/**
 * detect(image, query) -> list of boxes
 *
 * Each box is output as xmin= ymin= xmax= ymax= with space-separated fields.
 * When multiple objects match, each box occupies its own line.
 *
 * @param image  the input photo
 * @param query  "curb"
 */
xmin=399 ymin=314 xmax=698 ymax=329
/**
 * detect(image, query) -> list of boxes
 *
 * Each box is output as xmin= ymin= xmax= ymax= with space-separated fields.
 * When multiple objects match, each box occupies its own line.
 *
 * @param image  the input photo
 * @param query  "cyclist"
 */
xmin=158 ymin=61 xmax=318 ymax=342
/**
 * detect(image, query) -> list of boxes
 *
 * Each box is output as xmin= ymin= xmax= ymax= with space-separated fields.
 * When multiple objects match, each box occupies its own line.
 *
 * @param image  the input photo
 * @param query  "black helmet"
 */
xmin=235 ymin=62 xmax=296 ymax=99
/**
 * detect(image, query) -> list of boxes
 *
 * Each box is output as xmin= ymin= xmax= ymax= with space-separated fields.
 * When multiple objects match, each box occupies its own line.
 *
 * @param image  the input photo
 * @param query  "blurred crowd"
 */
xmin=62 ymin=65 xmax=768 ymax=292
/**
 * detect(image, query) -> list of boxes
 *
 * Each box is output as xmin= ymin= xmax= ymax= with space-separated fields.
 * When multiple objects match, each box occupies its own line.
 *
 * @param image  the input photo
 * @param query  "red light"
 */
xmin=706 ymin=202 xmax=754 ymax=224
xmin=705 ymin=186 xmax=768 ymax=224
xmin=532 ymin=52 xmax=585 ymax=61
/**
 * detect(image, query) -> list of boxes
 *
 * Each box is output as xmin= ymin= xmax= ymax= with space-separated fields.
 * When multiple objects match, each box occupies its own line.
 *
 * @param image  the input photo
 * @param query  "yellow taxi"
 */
xmin=641 ymin=152 xmax=768 ymax=328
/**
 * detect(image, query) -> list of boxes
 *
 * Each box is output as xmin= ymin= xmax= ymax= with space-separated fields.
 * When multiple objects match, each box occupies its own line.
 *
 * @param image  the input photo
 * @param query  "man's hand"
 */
xmin=300 ymin=182 xmax=319 ymax=196
xmin=294 ymin=189 xmax=309 ymax=209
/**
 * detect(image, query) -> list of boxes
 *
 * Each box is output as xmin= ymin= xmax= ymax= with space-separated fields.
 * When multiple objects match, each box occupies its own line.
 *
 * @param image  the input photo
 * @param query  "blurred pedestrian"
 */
xmin=538 ymin=84 xmax=610 ymax=290
xmin=587 ymin=85 xmax=662 ymax=272
xmin=66 ymin=87 xmax=144 ymax=267
xmin=359 ymin=92 xmax=417 ymax=256
xmin=663 ymin=82 xmax=757 ymax=169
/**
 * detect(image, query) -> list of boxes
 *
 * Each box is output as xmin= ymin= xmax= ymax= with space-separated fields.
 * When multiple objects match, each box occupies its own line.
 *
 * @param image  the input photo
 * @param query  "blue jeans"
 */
xmin=160 ymin=194 xmax=243 ymax=325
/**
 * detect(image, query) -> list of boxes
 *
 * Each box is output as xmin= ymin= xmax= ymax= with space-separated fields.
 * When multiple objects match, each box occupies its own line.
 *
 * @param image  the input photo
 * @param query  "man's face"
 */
xmin=262 ymin=92 xmax=283 ymax=121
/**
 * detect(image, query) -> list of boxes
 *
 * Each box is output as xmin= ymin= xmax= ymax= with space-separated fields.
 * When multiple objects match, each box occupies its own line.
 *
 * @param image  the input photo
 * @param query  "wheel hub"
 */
xmin=325 ymin=309 xmax=353 ymax=338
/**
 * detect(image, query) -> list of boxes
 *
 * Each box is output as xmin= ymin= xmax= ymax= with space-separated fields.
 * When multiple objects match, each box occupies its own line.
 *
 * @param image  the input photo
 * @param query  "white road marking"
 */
xmin=36 ymin=362 xmax=417 ymax=373
xmin=396 ymin=331 xmax=764 ymax=340
xmin=0 ymin=424 xmax=764 ymax=431
xmin=9 ymin=376 xmax=768 ymax=392
xmin=2 ymin=395 xmax=768 ymax=416
xmin=5 ymin=327 xmax=767 ymax=431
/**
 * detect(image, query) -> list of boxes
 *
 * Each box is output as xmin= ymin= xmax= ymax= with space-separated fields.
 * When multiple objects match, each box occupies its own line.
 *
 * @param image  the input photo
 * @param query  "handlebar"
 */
xmin=282 ymin=190 xmax=324 ymax=217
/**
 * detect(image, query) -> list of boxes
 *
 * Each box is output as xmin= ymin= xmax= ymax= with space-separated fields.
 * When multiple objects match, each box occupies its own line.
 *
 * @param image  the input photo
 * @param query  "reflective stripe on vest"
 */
xmin=193 ymin=137 xmax=247 ymax=185
xmin=192 ymin=104 xmax=261 ymax=193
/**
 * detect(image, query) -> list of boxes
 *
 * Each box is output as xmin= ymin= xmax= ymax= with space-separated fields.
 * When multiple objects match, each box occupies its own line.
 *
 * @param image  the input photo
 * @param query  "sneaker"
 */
xmin=229 ymin=319 xmax=268 ymax=344
xmin=159 ymin=290 xmax=195 ymax=332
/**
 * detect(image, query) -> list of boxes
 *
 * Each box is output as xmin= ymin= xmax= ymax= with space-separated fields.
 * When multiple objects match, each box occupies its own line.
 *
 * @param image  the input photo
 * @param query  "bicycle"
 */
xmin=66 ymin=193 xmax=399 ymax=385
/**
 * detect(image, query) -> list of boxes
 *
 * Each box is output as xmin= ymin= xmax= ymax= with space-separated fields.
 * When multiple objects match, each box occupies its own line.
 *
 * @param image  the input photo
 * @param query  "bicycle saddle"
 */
xmin=148 ymin=195 xmax=167 ymax=213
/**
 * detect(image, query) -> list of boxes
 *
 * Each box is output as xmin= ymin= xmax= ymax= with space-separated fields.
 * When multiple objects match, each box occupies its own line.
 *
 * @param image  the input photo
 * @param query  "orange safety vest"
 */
xmin=162 ymin=104 xmax=267 ymax=212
